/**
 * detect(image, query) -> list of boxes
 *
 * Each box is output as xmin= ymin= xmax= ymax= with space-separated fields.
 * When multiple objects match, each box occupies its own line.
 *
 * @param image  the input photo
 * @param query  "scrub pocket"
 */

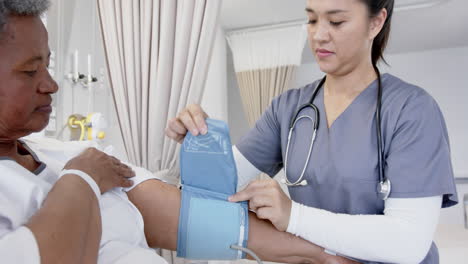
xmin=177 ymin=119 xmax=249 ymax=260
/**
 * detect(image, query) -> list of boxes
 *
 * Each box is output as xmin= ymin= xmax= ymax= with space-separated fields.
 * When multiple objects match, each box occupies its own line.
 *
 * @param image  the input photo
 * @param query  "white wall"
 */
xmin=45 ymin=0 xmax=125 ymax=158
xmin=50 ymin=0 xmax=113 ymax=130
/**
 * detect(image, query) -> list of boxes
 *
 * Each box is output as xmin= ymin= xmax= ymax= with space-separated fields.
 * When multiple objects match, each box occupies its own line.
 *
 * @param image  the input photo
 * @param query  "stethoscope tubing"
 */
xmin=283 ymin=115 xmax=317 ymax=186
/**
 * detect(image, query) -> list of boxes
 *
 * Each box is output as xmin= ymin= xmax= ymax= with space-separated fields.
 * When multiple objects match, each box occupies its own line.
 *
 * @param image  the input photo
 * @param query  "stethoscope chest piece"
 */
xmin=377 ymin=179 xmax=391 ymax=201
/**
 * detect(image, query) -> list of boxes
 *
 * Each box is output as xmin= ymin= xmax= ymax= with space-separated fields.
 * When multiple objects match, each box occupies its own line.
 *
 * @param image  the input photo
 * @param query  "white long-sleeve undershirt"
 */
xmin=233 ymin=146 xmax=442 ymax=263
xmin=233 ymin=146 xmax=262 ymax=190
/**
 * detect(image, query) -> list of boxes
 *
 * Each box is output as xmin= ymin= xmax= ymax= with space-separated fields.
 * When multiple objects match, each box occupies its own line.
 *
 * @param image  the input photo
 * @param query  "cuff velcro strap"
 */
xmin=176 ymin=186 xmax=248 ymax=260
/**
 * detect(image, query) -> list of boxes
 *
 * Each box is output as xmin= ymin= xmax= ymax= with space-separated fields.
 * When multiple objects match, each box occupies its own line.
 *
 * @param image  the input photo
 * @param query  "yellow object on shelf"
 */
xmin=86 ymin=113 xmax=93 ymax=141
xmin=67 ymin=113 xmax=107 ymax=141
xmin=97 ymin=131 xmax=106 ymax=139
xmin=67 ymin=114 xmax=86 ymax=141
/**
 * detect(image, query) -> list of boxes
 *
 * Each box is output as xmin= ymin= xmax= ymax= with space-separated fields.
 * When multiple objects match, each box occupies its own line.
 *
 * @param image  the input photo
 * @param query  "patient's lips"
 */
xmin=35 ymin=104 xmax=52 ymax=113
xmin=35 ymin=96 xmax=53 ymax=113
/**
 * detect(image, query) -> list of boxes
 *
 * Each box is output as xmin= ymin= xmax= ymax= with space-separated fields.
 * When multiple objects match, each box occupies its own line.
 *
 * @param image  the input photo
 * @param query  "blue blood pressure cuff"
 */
xmin=177 ymin=119 xmax=249 ymax=260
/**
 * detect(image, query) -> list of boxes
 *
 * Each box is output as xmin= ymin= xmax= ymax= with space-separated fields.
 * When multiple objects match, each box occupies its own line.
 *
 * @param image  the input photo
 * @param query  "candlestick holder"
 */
xmin=66 ymin=72 xmax=86 ymax=84
xmin=80 ymin=75 xmax=99 ymax=87
xmin=66 ymin=73 xmax=98 ymax=87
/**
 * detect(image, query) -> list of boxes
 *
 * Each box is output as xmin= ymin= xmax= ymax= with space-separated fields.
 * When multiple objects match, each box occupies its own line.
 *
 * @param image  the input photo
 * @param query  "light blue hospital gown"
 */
xmin=236 ymin=73 xmax=458 ymax=264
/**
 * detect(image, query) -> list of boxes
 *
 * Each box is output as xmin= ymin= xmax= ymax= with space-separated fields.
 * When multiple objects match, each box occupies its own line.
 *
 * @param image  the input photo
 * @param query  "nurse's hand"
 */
xmin=229 ymin=179 xmax=292 ymax=232
xmin=64 ymin=147 xmax=135 ymax=194
xmin=166 ymin=104 xmax=209 ymax=143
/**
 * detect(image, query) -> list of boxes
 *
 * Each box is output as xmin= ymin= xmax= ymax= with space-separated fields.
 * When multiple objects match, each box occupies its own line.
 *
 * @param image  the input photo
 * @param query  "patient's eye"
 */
xmin=23 ymin=70 xmax=37 ymax=77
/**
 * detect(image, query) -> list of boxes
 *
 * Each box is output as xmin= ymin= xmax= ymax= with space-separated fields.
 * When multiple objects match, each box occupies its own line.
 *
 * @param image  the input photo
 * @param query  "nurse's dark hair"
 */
xmin=0 ymin=0 xmax=50 ymax=40
xmin=360 ymin=0 xmax=394 ymax=68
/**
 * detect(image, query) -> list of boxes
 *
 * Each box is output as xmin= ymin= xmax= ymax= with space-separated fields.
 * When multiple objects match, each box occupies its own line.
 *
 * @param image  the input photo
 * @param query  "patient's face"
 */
xmin=0 ymin=15 xmax=58 ymax=140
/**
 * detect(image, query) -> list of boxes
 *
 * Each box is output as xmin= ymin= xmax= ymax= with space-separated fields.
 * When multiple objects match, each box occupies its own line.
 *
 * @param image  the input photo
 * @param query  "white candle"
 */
xmin=88 ymin=84 xmax=94 ymax=113
xmin=74 ymin=50 xmax=79 ymax=80
xmin=87 ymin=54 xmax=92 ymax=83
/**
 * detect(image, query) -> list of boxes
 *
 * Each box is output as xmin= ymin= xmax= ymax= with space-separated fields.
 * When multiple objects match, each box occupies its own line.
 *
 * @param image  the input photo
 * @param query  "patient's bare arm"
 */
xmin=127 ymin=180 xmax=358 ymax=264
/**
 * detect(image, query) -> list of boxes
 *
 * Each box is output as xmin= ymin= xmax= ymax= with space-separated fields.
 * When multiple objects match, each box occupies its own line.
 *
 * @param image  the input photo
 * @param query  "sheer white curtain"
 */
xmin=97 ymin=0 xmax=221 ymax=186
xmin=227 ymin=25 xmax=307 ymax=185
xmin=227 ymin=25 xmax=307 ymax=126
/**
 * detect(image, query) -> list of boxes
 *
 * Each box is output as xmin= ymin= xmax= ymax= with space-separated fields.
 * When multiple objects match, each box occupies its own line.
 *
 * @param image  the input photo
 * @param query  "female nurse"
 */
xmin=166 ymin=0 xmax=458 ymax=263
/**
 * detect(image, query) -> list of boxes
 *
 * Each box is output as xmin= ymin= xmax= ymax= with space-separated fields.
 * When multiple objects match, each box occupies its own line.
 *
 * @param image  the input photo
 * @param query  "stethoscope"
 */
xmin=281 ymin=73 xmax=392 ymax=201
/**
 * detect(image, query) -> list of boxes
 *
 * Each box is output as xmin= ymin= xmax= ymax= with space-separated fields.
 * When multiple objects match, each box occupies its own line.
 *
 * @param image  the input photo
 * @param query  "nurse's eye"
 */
xmin=307 ymin=19 xmax=317 ymax=25
xmin=330 ymin=21 xmax=344 ymax=26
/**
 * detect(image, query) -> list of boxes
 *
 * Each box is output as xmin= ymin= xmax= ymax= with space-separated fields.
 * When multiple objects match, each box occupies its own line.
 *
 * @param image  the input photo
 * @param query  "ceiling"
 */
xmin=220 ymin=0 xmax=468 ymax=62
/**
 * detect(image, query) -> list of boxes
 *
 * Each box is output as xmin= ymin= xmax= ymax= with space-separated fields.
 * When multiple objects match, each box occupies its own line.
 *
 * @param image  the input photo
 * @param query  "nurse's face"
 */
xmin=0 ymin=15 xmax=58 ymax=141
xmin=305 ymin=0 xmax=381 ymax=75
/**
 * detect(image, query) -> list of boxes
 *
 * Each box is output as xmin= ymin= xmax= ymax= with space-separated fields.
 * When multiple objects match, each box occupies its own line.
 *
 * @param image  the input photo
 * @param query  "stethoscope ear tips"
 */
xmin=300 ymin=180 xmax=308 ymax=186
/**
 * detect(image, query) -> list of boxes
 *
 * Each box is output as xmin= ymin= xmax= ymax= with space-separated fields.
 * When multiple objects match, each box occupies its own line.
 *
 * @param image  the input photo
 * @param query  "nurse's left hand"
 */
xmin=229 ymin=179 xmax=292 ymax=232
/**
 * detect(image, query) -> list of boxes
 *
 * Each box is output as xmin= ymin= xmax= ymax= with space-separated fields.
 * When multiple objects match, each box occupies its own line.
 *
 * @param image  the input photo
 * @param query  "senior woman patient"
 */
xmin=0 ymin=1 xmax=358 ymax=264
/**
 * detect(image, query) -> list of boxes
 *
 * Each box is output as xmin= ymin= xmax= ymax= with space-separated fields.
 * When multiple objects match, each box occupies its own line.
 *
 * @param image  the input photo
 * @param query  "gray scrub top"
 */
xmin=236 ymin=73 xmax=458 ymax=264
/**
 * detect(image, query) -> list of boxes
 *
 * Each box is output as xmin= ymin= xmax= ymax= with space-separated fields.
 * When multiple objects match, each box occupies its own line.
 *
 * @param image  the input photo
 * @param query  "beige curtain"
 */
xmin=227 ymin=25 xmax=307 ymax=127
xmin=236 ymin=66 xmax=297 ymax=183
xmin=228 ymin=26 xmax=307 ymax=183
xmin=97 ymin=1 xmax=221 ymax=263
xmin=236 ymin=65 xmax=297 ymax=126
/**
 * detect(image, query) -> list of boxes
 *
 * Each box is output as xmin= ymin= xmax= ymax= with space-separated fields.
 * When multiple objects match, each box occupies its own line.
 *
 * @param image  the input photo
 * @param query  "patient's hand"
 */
xmin=64 ymin=147 xmax=135 ymax=193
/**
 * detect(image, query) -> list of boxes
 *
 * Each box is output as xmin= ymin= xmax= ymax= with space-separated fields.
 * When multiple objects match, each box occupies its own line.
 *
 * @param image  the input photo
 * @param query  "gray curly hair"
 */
xmin=0 ymin=0 xmax=50 ymax=37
